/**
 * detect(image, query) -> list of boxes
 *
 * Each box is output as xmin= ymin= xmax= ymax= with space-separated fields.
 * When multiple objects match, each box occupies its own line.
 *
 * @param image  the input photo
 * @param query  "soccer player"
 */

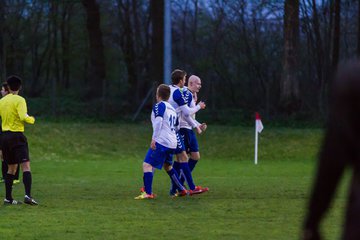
xmin=0 ymin=75 xmax=38 ymax=205
xmin=168 ymin=69 xmax=209 ymax=196
xmin=135 ymin=84 xmax=188 ymax=200
xmin=0 ymin=82 xmax=20 ymax=185
xmin=178 ymin=75 xmax=207 ymax=181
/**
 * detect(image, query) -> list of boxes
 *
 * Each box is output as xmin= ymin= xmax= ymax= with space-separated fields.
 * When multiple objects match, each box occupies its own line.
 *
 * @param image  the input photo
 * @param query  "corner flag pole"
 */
xmin=255 ymin=123 xmax=258 ymax=165
xmin=254 ymin=112 xmax=264 ymax=165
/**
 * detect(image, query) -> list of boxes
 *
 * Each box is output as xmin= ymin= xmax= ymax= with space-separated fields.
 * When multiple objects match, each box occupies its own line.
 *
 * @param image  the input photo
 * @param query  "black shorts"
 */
xmin=1 ymin=131 xmax=30 ymax=165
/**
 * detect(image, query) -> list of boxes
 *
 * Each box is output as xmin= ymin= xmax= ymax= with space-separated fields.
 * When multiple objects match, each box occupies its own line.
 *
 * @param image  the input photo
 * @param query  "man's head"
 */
xmin=1 ymin=82 xmax=9 ymax=97
xmin=171 ymin=69 xmax=187 ymax=87
xmin=6 ymin=75 xmax=22 ymax=92
xmin=156 ymin=84 xmax=171 ymax=102
xmin=188 ymin=75 xmax=202 ymax=93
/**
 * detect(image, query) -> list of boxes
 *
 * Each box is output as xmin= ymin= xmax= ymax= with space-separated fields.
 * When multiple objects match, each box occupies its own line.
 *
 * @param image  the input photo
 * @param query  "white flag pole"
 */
xmin=255 ymin=119 xmax=258 ymax=165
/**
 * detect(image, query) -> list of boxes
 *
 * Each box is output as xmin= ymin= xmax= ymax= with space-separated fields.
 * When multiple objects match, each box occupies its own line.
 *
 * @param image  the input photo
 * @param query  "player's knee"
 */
xmin=191 ymin=152 xmax=200 ymax=160
xmin=21 ymin=161 xmax=31 ymax=172
xmin=7 ymin=164 xmax=18 ymax=174
xmin=142 ymin=162 xmax=153 ymax=172
xmin=177 ymin=152 xmax=188 ymax=162
xmin=163 ymin=163 xmax=172 ymax=172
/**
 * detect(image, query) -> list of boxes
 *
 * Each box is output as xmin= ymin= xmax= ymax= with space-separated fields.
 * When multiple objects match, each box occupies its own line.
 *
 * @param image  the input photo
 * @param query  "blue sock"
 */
xmin=170 ymin=161 xmax=181 ymax=193
xmin=188 ymin=158 xmax=198 ymax=172
xmin=180 ymin=162 xmax=196 ymax=190
xmin=143 ymin=172 xmax=153 ymax=195
xmin=173 ymin=161 xmax=181 ymax=174
xmin=167 ymin=168 xmax=185 ymax=191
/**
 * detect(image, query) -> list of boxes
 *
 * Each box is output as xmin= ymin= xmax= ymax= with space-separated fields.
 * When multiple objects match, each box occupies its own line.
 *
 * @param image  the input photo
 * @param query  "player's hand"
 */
xmin=195 ymin=126 xmax=202 ymax=134
xmin=200 ymin=123 xmax=207 ymax=132
xmin=198 ymin=101 xmax=206 ymax=109
xmin=150 ymin=139 xmax=156 ymax=150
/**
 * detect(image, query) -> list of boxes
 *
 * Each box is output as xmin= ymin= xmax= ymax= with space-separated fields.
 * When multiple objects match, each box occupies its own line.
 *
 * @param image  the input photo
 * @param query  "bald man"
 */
xmin=176 ymin=75 xmax=207 ymax=188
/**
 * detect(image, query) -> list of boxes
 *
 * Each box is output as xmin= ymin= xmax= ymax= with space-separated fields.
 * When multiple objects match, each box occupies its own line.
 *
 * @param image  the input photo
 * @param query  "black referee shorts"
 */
xmin=1 ymin=131 xmax=30 ymax=165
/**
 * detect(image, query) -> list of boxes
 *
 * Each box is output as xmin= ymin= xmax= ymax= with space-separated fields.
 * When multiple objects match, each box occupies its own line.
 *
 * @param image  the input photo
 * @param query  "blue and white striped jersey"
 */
xmin=168 ymin=85 xmax=198 ymax=129
xmin=151 ymin=101 xmax=178 ymax=149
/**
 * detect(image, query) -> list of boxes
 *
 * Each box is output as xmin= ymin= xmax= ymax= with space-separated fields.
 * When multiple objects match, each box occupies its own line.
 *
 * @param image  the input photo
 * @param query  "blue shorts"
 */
xmin=179 ymin=128 xmax=199 ymax=153
xmin=175 ymin=131 xmax=186 ymax=154
xmin=144 ymin=143 xmax=175 ymax=169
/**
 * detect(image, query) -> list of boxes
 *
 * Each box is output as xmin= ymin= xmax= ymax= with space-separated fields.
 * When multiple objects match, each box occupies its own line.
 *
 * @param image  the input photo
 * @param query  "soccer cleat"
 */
xmin=189 ymin=186 xmax=209 ymax=195
xmin=4 ymin=199 xmax=22 ymax=205
xmin=169 ymin=188 xmax=177 ymax=197
xmin=176 ymin=189 xmax=189 ymax=197
xmin=140 ymin=187 xmax=157 ymax=197
xmin=171 ymin=189 xmax=189 ymax=198
xmin=13 ymin=179 xmax=20 ymax=185
xmin=134 ymin=192 xmax=155 ymax=200
xmin=24 ymin=195 xmax=38 ymax=205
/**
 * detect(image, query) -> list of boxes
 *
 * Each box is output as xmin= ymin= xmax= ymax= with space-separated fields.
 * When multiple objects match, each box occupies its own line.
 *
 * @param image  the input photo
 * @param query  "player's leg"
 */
xmin=135 ymin=162 xmax=155 ymax=200
xmin=189 ymin=152 xmax=200 ymax=170
xmin=18 ymin=139 xmax=38 ymax=205
xmin=1 ymin=159 xmax=7 ymax=183
xmin=142 ymin=162 xmax=154 ymax=195
xmin=187 ymin=129 xmax=200 ymax=172
xmin=2 ymin=134 xmax=22 ymax=205
xmin=177 ymin=151 xmax=196 ymax=190
xmin=176 ymin=129 xmax=198 ymax=191
xmin=179 ymin=128 xmax=194 ymax=184
xmin=136 ymin=145 xmax=166 ymax=200
xmin=164 ymin=151 xmax=188 ymax=197
xmin=20 ymin=161 xmax=37 ymax=205
xmin=13 ymin=164 xmax=20 ymax=184
xmin=170 ymin=132 xmax=186 ymax=195
xmin=4 ymin=163 xmax=20 ymax=204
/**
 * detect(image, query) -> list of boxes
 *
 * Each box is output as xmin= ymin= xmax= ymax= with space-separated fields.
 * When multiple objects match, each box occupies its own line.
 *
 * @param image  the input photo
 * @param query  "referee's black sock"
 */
xmin=23 ymin=171 xmax=32 ymax=197
xmin=2 ymin=161 xmax=7 ymax=179
xmin=5 ymin=173 xmax=15 ymax=200
xmin=14 ymin=164 xmax=20 ymax=180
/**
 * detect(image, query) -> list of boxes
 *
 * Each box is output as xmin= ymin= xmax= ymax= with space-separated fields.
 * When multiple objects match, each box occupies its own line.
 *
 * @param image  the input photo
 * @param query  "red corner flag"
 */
xmin=255 ymin=112 xmax=264 ymax=164
xmin=255 ymin=112 xmax=264 ymax=133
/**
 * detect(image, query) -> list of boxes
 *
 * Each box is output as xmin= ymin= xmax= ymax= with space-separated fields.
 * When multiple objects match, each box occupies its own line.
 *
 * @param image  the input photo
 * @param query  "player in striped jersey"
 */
xmin=135 ymin=84 xmax=188 ymax=200
xmin=177 ymin=75 xmax=207 ymax=185
xmin=168 ymin=69 xmax=208 ymax=196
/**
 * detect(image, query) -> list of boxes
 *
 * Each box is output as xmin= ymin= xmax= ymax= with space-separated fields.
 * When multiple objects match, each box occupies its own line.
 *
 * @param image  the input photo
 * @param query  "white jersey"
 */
xmin=168 ymin=85 xmax=197 ymax=130
xmin=151 ymin=101 xmax=177 ymax=149
xmin=179 ymin=92 xmax=197 ymax=130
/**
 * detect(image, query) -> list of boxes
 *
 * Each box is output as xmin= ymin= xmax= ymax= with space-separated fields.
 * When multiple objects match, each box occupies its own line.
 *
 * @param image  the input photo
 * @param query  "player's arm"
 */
xmin=173 ymin=89 xmax=205 ymax=117
xmin=17 ymin=98 xmax=35 ymax=124
xmin=178 ymin=102 xmax=205 ymax=116
xmin=178 ymin=93 xmax=205 ymax=116
xmin=151 ymin=102 xmax=165 ymax=149
xmin=182 ymin=114 xmax=204 ymax=134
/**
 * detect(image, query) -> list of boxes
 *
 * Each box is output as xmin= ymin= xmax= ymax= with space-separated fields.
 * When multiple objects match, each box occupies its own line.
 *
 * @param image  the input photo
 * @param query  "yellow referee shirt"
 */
xmin=0 ymin=93 xmax=35 ymax=132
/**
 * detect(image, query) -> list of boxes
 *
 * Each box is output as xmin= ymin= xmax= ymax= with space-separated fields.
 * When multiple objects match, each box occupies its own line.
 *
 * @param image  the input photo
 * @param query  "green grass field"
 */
xmin=0 ymin=122 xmax=347 ymax=239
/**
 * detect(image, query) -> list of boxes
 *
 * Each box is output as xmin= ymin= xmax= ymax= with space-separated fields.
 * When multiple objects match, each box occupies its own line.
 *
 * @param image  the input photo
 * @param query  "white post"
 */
xmin=255 ymin=120 xmax=258 ymax=165
xmin=163 ymin=0 xmax=171 ymax=84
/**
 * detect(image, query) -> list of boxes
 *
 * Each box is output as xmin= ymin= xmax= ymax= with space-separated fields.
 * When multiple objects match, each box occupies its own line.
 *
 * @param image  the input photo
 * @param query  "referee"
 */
xmin=0 ymin=76 xmax=38 ymax=205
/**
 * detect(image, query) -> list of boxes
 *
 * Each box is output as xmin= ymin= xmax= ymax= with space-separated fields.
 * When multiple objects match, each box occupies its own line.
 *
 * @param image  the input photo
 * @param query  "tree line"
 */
xmin=0 ymin=0 xmax=357 ymax=122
